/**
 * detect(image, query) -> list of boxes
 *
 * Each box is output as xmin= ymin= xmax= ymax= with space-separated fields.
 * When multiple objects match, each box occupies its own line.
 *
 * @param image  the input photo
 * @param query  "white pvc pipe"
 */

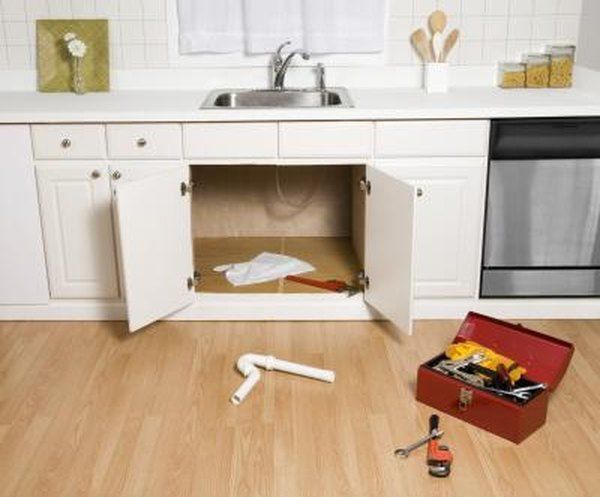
xmin=230 ymin=353 xmax=335 ymax=405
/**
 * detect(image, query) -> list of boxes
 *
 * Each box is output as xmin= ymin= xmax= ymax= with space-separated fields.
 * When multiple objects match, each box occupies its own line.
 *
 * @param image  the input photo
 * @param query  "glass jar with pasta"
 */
xmin=525 ymin=54 xmax=551 ymax=88
xmin=548 ymin=45 xmax=576 ymax=88
xmin=498 ymin=62 xmax=526 ymax=89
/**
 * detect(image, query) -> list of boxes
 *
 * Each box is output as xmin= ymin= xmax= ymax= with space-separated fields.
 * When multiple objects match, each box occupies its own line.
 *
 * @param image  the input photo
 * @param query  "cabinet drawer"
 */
xmin=107 ymin=124 xmax=182 ymax=159
xmin=183 ymin=123 xmax=277 ymax=159
xmin=279 ymin=122 xmax=372 ymax=158
xmin=375 ymin=121 xmax=489 ymax=157
xmin=31 ymin=124 xmax=106 ymax=160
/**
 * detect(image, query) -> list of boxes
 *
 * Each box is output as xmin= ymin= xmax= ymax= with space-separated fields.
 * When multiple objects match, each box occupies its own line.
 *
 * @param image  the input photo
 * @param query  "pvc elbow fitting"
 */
xmin=230 ymin=353 xmax=335 ymax=405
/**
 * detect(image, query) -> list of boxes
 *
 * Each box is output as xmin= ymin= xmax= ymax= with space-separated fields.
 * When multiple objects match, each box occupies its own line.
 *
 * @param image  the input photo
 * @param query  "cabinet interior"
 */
xmin=190 ymin=164 xmax=366 ymax=294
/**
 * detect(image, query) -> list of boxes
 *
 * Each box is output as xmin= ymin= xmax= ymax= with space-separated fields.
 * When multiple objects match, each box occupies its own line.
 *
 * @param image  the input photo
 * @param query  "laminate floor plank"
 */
xmin=0 ymin=319 xmax=598 ymax=496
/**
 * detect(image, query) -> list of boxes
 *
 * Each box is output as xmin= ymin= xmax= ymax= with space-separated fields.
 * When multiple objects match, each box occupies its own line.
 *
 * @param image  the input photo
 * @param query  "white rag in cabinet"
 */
xmin=214 ymin=252 xmax=315 ymax=287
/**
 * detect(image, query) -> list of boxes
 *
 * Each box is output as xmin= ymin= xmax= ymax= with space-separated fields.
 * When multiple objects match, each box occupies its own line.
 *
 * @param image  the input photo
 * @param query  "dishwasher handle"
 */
xmin=490 ymin=118 xmax=600 ymax=160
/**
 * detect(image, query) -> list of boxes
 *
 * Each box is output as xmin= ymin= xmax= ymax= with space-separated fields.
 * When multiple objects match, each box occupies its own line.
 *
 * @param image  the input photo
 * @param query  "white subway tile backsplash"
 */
xmin=7 ymin=44 xmax=30 ymax=67
xmin=484 ymin=17 xmax=508 ymax=41
xmin=510 ymin=0 xmax=534 ymax=16
xmin=532 ymin=17 xmax=557 ymax=40
xmin=4 ymin=21 xmax=28 ymax=45
xmin=486 ymin=0 xmax=509 ymax=16
xmin=0 ymin=0 xmax=585 ymax=70
xmin=508 ymin=17 xmax=533 ymax=40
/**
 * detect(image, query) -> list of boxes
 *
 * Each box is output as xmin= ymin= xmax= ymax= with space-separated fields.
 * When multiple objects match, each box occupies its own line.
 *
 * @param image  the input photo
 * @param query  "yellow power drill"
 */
xmin=445 ymin=340 xmax=526 ymax=384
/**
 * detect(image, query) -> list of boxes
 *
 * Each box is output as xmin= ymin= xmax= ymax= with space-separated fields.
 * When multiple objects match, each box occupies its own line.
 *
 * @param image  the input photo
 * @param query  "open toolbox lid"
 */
xmin=453 ymin=312 xmax=574 ymax=391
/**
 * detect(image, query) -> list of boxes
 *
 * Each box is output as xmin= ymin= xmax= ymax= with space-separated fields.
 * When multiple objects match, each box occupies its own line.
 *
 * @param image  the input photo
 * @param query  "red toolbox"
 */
xmin=416 ymin=312 xmax=574 ymax=444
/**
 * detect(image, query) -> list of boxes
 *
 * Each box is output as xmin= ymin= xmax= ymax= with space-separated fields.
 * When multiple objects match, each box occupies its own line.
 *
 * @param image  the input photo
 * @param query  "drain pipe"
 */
xmin=230 ymin=353 xmax=335 ymax=405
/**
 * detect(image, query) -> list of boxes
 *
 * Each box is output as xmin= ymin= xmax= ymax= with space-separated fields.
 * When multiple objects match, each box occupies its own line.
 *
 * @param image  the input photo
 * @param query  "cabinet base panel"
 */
xmin=1 ymin=298 xmax=600 ymax=321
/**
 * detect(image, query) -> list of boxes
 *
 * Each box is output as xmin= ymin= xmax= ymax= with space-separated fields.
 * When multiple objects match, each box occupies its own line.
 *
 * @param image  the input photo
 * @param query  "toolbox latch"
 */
xmin=458 ymin=387 xmax=473 ymax=412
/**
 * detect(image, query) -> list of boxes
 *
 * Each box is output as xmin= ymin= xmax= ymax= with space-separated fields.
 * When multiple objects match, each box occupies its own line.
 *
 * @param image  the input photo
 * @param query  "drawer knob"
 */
xmin=136 ymin=137 xmax=147 ymax=148
xmin=91 ymin=170 xmax=101 ymax=179
xmin=417 ymin=187 xmax=424 ymax=198
xmin=112 ymin=170 xmax=122 ymax=180
xmin=61 ymin=138 xmax=72 ymax=149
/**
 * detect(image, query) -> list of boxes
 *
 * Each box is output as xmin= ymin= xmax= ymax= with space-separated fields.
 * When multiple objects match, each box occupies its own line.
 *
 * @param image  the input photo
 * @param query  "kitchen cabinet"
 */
xmin=375 ymin=121 xmax=489 ymax=157
xmin=384 ymin=158 xmax=486 ymax=298
xmin=279 ymin=122 xmax=373 ymax=158
xmin=31 ymin=124 xmax=106 ymax=160
xmin=0 ymin=125 xmax=49 ymax=304
xmin=35 ymin=164 xmax=119 ymax=299
xmin=107 ymin=124 xmax=182 ymax=160
xmin=183 ymin=123 xmax=277 ymax=159
xmin=113 ymin=163 xmax=416 ymax=333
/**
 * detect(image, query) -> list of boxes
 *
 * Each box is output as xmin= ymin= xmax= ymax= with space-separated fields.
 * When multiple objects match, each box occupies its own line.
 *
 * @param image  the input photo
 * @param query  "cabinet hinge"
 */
xmin=187 ymin=270 xmax=201 ymax=291
xmin=357 ymin=270 xmax=370 ymax=290
xmin=359 ymin=177 xmax=371 ymax=195
xmin=180 ymin=180 xmax=196 ymax=196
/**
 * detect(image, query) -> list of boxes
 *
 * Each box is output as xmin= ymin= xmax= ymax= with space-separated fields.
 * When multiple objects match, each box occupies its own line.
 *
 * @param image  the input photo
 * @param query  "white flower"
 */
xmin=67 ymin=39 xmax=87 ymax=58
xmin=64 ymin=32 xmax=76 ymax=42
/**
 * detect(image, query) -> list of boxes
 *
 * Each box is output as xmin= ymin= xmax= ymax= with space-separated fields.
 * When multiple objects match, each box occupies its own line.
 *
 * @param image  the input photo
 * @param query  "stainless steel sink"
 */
xmin=201 ymin=88 xmax=353 ymax=109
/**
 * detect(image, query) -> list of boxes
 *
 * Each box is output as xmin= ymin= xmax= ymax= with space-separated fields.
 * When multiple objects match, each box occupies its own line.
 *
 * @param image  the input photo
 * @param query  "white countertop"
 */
xmin=1 ymin=86 xmax=600 ymax=123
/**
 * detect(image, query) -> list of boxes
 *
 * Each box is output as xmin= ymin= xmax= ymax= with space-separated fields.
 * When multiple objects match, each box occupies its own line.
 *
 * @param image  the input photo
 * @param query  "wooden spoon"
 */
xmin=441 ymin=29 xmax=460 ymax=63
xmin=411 ymin=29 xmax=433 ymax=63
xmin=429 ymin=10 xmax=448 ymax=36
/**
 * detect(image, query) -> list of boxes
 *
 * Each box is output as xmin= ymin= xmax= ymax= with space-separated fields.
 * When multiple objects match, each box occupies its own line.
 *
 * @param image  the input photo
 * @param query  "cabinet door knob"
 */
xmin=136 ymin=137 xmax=147 ymax=147
xmin=112 ymin=170 xmax=122 ymax=180
xmin=91 ymin=170 xmax=101 ymax=179
xmin=417 ymin=187 xmax=424 ymax=197
xmin=61 ymin=138 xmax=72 ymax=148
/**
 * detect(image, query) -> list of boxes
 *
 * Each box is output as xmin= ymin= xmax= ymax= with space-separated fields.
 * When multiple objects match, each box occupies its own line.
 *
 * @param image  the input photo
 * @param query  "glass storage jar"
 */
xmin=548 ymin=45 xmax=576 ymax=88
xmin=525 ymin=54 xmax=551 ymax=88
xmin=499 ymin=62 xmax=526 ymax=89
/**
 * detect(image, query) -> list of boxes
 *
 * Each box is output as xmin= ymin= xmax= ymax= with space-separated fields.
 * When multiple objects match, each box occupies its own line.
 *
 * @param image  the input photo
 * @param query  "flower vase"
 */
xmin=72 ymin=58 xmax=86 ymax=95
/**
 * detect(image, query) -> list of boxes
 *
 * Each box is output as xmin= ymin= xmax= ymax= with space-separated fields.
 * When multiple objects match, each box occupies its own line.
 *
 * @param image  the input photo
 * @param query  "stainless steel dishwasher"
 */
xmin=481 ymin=118 xmax=600 ymax=298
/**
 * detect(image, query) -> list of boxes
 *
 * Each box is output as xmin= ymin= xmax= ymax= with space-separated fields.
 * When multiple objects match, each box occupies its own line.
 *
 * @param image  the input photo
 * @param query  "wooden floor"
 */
xmin=0 ymin=319 xmax=599 ymax=497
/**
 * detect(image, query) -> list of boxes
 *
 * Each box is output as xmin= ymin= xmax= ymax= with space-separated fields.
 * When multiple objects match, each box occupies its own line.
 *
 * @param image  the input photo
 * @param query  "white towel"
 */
xmin=302 ymin=0 xmax=385 ymax=53
xmin=244 ymin=0 xmax=304 ymax=53
xmin=177 ymin=0 xmax=244 ymax=53
xmin=214 ymin=252 xmax=315 ymax=287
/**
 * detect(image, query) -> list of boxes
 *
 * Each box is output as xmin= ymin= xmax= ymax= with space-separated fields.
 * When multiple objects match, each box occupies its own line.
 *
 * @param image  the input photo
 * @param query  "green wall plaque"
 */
xmin=37 ymin=19 xmax=110 ymax=93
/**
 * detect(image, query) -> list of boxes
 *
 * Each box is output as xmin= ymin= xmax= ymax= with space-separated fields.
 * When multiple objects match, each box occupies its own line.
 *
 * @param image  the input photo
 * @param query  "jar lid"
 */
xmin=499 ymin=62 xmax=526 ymax=70
xmin=525 ymin=53 xmax=551 ymax=63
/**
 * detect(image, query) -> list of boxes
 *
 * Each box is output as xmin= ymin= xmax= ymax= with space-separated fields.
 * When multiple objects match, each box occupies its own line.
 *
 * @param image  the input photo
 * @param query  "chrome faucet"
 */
xmin=272 ymin=41 xmax=310 ymax=90
xmin=316 ymin=63 xmax=326 ymax=91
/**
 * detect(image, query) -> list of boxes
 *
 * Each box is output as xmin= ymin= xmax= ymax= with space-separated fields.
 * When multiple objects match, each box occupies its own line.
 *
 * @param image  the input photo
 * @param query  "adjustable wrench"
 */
xmin=394 ymin=429 xmax=444 ymax=458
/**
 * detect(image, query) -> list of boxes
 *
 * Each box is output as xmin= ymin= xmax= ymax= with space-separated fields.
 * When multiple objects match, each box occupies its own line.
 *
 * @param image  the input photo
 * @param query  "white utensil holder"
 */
xmin=424 ymin=63 xmax=449 ymax=93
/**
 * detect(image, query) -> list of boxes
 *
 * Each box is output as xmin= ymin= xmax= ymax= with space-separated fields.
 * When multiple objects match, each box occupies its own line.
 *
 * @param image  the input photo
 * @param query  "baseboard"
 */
xmin=2 ymin=296 xmax=599 ymax=322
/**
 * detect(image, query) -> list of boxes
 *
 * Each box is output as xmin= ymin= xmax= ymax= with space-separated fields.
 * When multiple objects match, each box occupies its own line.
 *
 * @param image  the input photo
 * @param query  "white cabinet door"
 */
xmin=383 ymin=158 xmax=486 ymax=298
xmin=114 ymin=166 xmax=195 ymax=332
xmin=0 ymin=125 xmax=49 ymax=304
xmin=364 ymin=163 xmax=416 ymax=335
xmin=36 ymin=164 xmax=119 ymax=299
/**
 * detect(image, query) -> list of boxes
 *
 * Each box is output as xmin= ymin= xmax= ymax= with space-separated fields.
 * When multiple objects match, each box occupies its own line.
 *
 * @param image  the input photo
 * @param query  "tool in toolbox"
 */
xmin=445 ymin=340 xmax=526 ymax=383
xmin=394 ymin=414 xmax=453 ymax=478
xmin=433 ymin=352 xmax=546 ymax=402
xmin=433 ymin=353 xmax=487 ymax=387
xmin=284 ymin=275 xmax=359 ymax=296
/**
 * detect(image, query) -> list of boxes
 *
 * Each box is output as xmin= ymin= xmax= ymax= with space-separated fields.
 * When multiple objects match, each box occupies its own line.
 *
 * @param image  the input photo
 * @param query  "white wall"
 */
xmin=0 ymin=0 xmax=583 ymax=70
xmin=577 ymin=0 xmax=600 ymax=71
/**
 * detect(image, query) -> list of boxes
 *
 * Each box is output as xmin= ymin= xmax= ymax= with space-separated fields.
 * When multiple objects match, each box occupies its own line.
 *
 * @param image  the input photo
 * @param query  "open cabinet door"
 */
xmin=115 ymin=166 xmax=195 ymax=332
xmin=364 ymin=163 xmax=416 ymax=335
